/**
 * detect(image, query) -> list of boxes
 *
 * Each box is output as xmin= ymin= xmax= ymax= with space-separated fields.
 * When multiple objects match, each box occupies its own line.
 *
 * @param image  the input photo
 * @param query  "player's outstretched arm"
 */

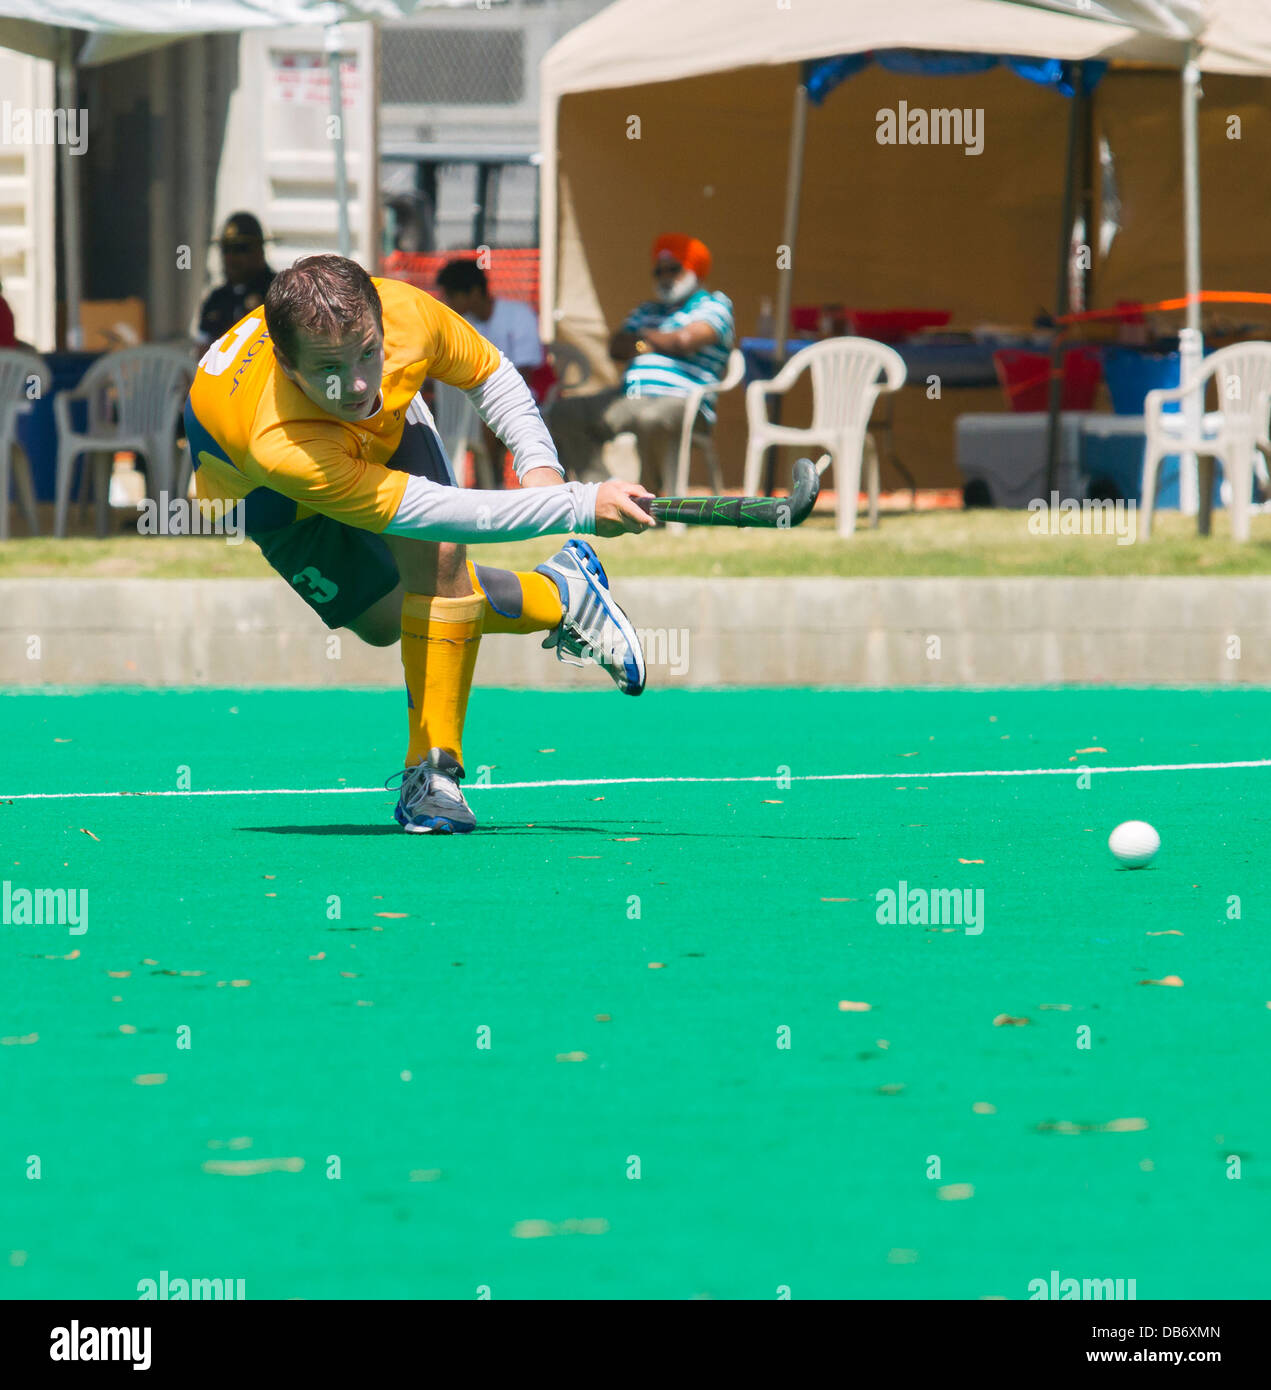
xmin=382 ymin=474 xmax=653 ymax=544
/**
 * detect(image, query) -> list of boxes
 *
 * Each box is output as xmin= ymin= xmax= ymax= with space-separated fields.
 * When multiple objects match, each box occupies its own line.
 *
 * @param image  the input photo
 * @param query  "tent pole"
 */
xmin=767 ymin=76 xmax=808 ymax=495
xmin=57 ymin=30 xmax=82 ymax=350
xmin=1181 ymin=42 xmax=1208 ymax=533
xmin=326 ymin=24 xmax=352 ymax=258
xmin=1044 ymin=65 xmax=1084 ymax=497
xmin=773 ymin=79 xmax=808 ymax=366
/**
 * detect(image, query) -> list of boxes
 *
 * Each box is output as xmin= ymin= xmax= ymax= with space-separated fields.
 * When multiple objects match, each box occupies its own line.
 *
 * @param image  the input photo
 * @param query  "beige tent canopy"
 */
xmin=539 ymin=0 xmax=1271 ymax=487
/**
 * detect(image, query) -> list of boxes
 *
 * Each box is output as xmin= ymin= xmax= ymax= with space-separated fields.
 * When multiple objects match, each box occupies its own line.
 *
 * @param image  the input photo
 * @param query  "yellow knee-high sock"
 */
xmin=400 ymin=591 xmax=485 ymax=769
xmin=466 ymin=560 xmax=564 ymax=635
xmin=464 ymin=558 xmax=561 ymax=636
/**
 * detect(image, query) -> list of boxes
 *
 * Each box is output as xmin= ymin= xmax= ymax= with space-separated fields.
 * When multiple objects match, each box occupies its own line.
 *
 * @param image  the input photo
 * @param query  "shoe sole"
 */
xmin=555 ymin=540 xmax=646 ymax=696
xmin=395 ymin=809 xmax=475 ymax=834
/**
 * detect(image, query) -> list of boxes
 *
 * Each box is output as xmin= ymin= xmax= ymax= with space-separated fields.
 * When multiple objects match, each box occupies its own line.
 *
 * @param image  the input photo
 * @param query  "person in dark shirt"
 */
xmin=197 ymin=213 xmax=276 ymax=348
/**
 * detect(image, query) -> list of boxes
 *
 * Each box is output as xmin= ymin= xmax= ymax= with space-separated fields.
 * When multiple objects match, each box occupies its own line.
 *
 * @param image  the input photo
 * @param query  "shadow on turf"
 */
xmin=243 ymin=823 xmax=856 ymax=841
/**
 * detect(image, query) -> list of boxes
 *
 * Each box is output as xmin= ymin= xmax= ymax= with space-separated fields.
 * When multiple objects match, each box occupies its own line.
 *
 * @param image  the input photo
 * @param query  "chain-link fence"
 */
xmin=379 ymin=24 xmax=525 ymax=107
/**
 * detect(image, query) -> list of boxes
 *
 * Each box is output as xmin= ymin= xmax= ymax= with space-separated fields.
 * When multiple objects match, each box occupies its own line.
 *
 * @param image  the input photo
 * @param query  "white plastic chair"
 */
xmin=670 ymin=347 xmax=746 ymax=498
xmin=744 ymin=337 xmax=907 ymax=536
xmin=540 ymin=340 xmax=592 ymax=418
xmin=0 ymin=349 xmax=49 ymax=540
xmin=1142 ymin=341 xmax=1271 ymax=543
xmin=430 ymin=381 xmax=484 ymax=485
xmin=53 ymin=345 xmax=195 ymax=538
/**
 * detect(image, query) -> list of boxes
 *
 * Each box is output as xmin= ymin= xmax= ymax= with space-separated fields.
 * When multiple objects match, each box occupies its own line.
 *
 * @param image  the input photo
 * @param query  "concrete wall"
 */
xmin=1 ymin=578 xmax=1267 ymax=687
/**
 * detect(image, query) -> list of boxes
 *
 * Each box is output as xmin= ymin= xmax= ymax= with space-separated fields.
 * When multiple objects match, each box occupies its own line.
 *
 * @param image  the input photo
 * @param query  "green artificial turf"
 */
xmin=1 ymin=687 xmax=1269 ymax=1299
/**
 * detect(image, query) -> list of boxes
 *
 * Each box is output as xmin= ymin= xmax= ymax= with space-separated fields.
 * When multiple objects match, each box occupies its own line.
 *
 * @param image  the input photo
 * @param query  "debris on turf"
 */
xmin=1140 ymin=975 xmax=1184 ymax=987
xmin=992 ymin=1013 xmax=1030 ymax=1026
xmin=202 ymin=1157 xmax=304 ymax=1176
xmin=838 ymin=1000 xmax=871 ymax=1012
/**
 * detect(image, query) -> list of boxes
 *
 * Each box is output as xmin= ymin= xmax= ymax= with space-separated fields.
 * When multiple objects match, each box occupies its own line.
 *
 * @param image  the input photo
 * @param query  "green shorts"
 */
xmin=249 ymin=392 xmax=457 ymax=630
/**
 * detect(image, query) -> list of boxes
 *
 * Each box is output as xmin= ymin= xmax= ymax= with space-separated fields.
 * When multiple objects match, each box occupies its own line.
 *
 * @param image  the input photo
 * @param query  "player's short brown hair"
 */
xmin=265 ymin=255 xmax=383 ymax=367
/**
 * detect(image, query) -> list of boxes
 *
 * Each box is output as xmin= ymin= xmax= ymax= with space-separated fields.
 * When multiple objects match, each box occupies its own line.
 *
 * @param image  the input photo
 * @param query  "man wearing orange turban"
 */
xmin=547 ymin=233 xmax=735 ymax=491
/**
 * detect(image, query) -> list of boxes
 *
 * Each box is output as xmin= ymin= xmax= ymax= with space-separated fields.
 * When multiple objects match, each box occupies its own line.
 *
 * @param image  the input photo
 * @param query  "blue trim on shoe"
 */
xmin=570 ymin=542 xmax=642 ymax=694
xmin=393 ymin=802 xmax=473 ymax=834
xmin=565 ymin=537 xmax=609 ymax=588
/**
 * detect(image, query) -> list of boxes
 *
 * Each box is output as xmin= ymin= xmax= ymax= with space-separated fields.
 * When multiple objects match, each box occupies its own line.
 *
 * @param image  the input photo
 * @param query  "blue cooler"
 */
xmin=1088 ymin=347 xmax=1222 ymax=509
xmin=14 ymin=351 xmax=100 ymax=502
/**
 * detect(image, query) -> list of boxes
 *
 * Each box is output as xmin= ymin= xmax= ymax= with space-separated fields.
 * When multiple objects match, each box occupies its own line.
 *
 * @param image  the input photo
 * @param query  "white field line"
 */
xmin=2 ymin=758 xmax=1269 ymax=802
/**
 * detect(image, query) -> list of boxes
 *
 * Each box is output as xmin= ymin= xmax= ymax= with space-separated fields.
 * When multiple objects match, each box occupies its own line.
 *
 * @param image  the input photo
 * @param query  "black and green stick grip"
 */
xmin=642 ymin=457 xmax=820 ymax=528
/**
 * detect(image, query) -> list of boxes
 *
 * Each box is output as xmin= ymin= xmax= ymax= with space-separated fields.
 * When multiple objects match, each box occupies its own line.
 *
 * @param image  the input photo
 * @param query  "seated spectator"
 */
xmin=547 ymin=234 xmax=734 ymax=489
xmin=197 ymin=212 xmax=276 ymax=348
xmin=436 ymin=259 xmax=544 ymax=487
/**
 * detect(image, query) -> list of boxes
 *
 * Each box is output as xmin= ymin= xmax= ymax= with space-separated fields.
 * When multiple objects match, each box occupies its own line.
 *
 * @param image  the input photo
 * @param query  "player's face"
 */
xmin=283 ymin=318 xmax=386 ymax=421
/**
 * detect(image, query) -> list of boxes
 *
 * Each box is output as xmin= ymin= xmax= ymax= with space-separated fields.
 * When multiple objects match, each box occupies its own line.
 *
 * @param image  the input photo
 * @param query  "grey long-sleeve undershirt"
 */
xmin=382 ymin=355 xmax=598 ymax=542
xmin=382 ymin=474 xmax=599 ymax=543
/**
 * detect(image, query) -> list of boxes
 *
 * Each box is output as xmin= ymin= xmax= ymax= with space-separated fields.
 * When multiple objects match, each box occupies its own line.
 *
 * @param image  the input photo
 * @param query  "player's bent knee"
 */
xmin=350 ymin=617 xmax=401 ymax=647
xmin=436 ymin=542 xmax=473 ymax=596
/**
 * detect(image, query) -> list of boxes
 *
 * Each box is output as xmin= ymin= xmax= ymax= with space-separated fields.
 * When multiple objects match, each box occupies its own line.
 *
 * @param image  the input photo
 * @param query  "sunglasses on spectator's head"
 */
xmin=653 ymin=259 xmax=682 ymax=275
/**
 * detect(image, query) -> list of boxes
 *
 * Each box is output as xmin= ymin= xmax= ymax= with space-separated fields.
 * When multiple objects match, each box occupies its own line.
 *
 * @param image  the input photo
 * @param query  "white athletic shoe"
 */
xmin=536 ymin=538 xmax=646 ymax=695
xmin=388 ymin=748 xmax=476 ymax=834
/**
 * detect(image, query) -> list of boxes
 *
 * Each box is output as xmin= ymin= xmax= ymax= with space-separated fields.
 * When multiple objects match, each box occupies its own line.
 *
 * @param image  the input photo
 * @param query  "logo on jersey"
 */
xmin=291 ymin=567 xmax=339 ymax=604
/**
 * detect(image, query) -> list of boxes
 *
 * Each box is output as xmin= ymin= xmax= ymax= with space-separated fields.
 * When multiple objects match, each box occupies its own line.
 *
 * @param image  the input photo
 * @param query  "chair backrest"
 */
xmin=0 ymin=349 xmax=51 ymax=439
xmin=431 ymin=381 xmax=480 ymax=466
xmin=78 ymin=345 xmax=194 ymax=438
xmin=546 ymin=340 xmax=592 ymax=395
xmin=717 ymin=348 xmax=746 ymax=393
xmin=1200 ymin=342 xmax=1271 ymax=425
xmin=791 ymin=337 xmax=907 ymax=433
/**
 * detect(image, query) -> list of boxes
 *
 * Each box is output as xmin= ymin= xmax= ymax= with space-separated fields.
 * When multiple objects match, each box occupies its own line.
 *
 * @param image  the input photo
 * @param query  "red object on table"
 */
xmin=993 ymin=347 xmax=1103 ymax=412
xmin=847 ymin=309 xmax=952 ymax=341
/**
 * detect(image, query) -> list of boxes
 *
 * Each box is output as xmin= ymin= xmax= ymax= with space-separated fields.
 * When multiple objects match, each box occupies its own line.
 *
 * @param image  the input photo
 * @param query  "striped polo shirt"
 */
xmin=620 ymin=290 xmax=735 ymax=425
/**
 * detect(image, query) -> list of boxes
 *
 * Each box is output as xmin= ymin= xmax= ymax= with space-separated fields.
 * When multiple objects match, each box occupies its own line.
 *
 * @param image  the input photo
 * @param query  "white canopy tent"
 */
xmin=539 ymin=0 xmax=1183 ymax=344
xmin=0 ymin=0 xmax=493 ymax=344
xmin=541 ymin=0 xmax=1271 ymax=508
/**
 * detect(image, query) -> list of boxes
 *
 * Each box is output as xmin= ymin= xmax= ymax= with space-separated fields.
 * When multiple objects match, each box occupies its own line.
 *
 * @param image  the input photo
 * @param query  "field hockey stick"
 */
xmin=638 ymin=456 xmax=822 ymax=528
